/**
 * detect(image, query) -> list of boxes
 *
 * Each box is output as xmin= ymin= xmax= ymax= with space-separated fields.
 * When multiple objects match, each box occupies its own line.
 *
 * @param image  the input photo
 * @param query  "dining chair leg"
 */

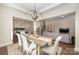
xmin=18 ymin=46 xmax=23 ymax=52
xmin=20 ymin=46 xmax=23 ymax=52
xmin=22 ymin=51 xmax=24 ymax=55
xmin=37 ymin=45 xmax=42 ymax=55
xmin=22 ymin=50 xmax=28 ymax=55
xmin=18 ymin=46 xmax=20 ymax=50
xmin=36 ymin=44 xmax=38 ymax=55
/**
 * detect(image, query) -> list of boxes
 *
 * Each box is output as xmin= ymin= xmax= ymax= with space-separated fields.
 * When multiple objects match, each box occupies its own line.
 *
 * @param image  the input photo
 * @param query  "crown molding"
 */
xmin=1 ymin=3 xmax=32 ymax=15
xmin=1 ymin=3 xmax=62 ymax=14
xmin=39 ymin=3 xmax=62 ymax=13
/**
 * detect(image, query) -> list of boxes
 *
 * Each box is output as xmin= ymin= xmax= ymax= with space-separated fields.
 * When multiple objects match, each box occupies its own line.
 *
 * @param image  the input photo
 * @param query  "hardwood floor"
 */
xmin=59 ymin=42 xmax=79 ymax=55
xmin=0 ymin=42 xmax=79 ymax=55
xmin=0 ymin=35 xmax=79 ymax=55
xmin=0 ymin=46 xmax=8 ymax=55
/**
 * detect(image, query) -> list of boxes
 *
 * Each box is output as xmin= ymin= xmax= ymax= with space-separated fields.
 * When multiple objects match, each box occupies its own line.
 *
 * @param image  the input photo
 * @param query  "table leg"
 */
xmin=36 ymin=44 xmax=38 ymax=55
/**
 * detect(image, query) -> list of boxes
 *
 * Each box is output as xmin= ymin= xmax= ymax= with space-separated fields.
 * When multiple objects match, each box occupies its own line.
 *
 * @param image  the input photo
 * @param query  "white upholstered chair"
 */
xmin=20 ymin=34 xmax=29 ymax=55
xmin=16 ymin=33 xmax=23 ymax=52
xmin=20 ymin=34 xmax=37 ymax=55
xmin=42 ymin=36 xmax=62 ymax=55
xmin=28 ymin=39 xmax=37 ymax=55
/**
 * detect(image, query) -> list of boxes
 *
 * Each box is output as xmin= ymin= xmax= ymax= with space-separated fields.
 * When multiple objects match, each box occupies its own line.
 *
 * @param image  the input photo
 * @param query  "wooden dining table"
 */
xmin=26 ymin=34 xmax=54 ymax=55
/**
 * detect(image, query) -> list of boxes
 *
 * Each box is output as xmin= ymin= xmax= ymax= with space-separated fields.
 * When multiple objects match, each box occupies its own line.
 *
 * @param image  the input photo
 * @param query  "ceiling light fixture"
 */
xmin=31 ymin=3 xmax=39 ymax=21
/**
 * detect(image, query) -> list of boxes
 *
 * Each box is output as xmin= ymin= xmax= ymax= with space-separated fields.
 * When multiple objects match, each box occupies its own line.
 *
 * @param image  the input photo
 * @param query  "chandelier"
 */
xmin=31 ymin=4 xmax=39 ymax=21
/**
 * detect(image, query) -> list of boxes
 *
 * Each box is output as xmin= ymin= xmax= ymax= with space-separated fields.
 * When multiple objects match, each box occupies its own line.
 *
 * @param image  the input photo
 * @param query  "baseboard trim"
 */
xmin=74 ymin=47 xmax=79 ymax=52
xmin=0 ymin=41 xmax=13 ymax=47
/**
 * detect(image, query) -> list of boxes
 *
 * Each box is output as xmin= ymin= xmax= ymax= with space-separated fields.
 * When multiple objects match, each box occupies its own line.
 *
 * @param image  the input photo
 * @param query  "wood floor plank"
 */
xmin=0 ymin=46 xmax=8 ymax=55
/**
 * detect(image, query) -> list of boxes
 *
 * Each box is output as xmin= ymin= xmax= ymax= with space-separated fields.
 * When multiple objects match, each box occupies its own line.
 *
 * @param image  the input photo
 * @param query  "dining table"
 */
xmin=26 ymin=34 xmax=54 ymax=55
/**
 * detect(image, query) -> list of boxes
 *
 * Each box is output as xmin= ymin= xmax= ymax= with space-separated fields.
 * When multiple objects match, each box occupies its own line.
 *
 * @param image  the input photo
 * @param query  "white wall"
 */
xmin=75 ymin=6 xmax=79 ymax=51
xmin=0 ymin=5 xmax=30 ymax=47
